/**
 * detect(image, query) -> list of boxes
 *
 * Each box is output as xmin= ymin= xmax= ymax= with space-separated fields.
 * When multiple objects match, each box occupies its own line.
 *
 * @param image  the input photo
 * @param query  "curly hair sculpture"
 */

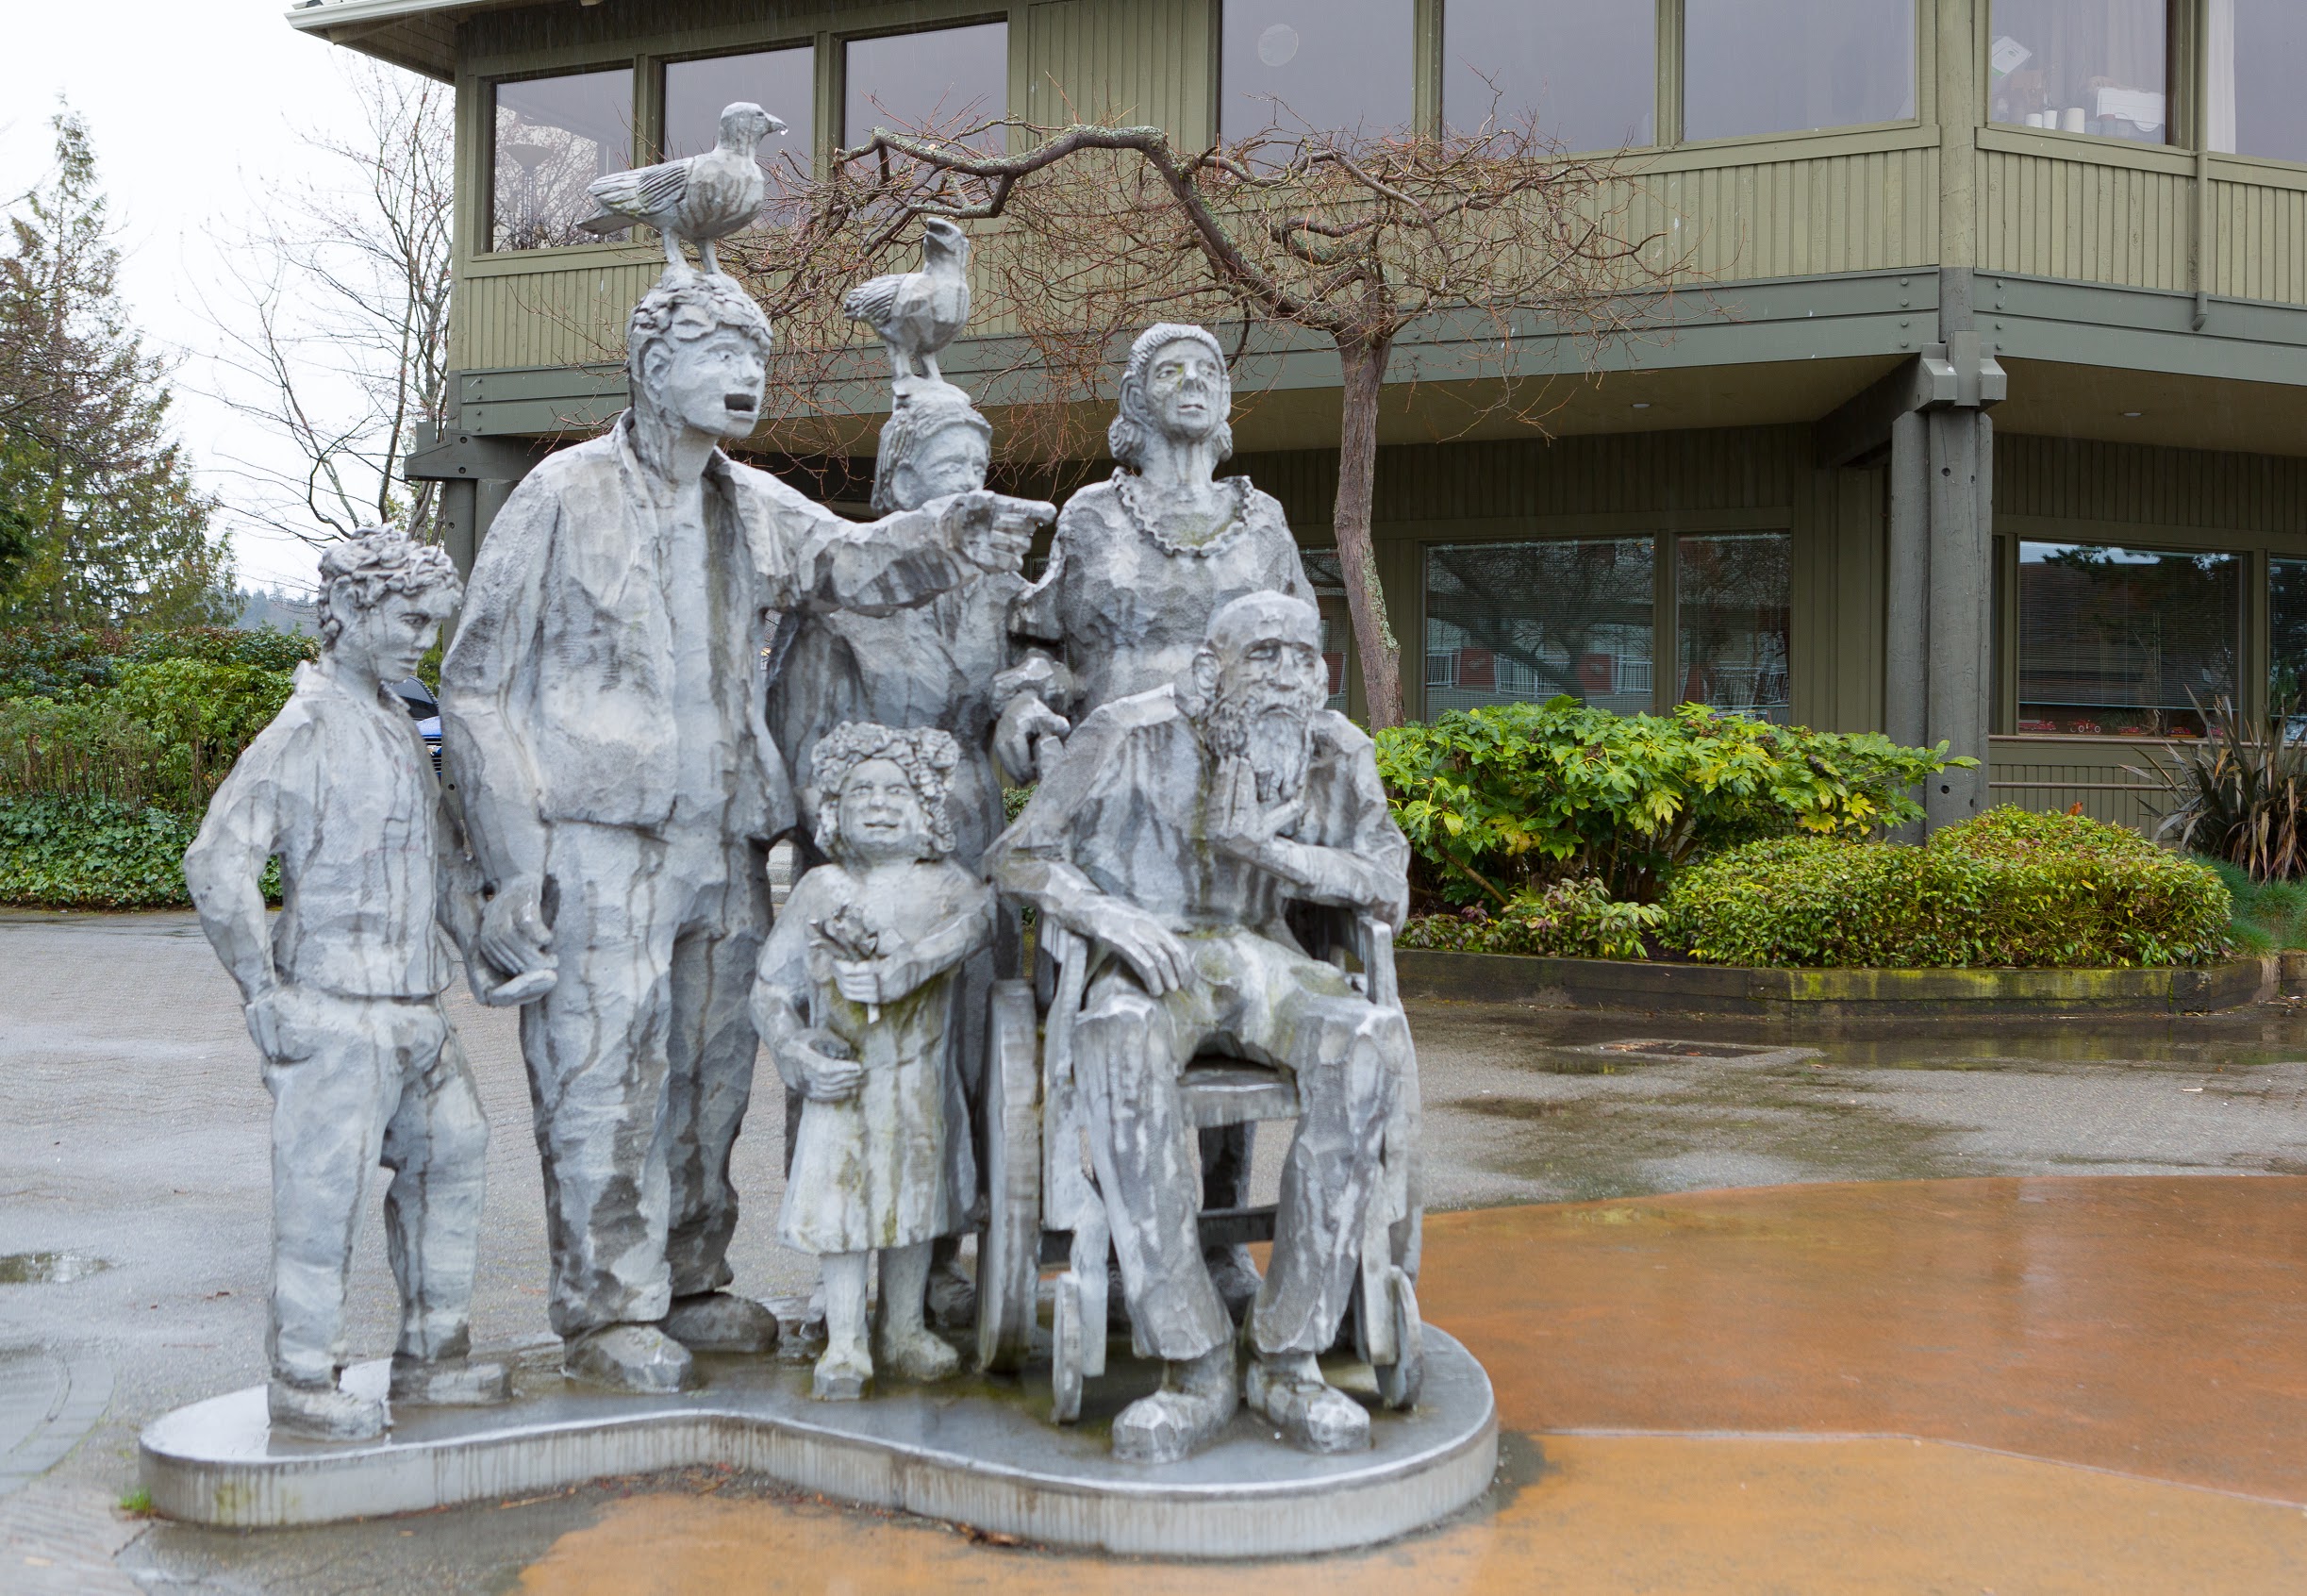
xmin=810 ymin=720 xmax=963 ymax=859
xmin=316 ymin=526 xmax=462 ymax=648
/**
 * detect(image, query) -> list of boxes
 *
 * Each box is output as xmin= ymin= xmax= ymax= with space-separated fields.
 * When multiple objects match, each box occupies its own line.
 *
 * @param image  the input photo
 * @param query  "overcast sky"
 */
xmin=2 ymin=3 xmax=392 ymax=594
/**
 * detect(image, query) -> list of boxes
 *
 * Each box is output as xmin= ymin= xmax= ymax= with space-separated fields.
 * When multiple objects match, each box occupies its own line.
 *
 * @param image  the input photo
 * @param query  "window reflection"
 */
xmin=1685 ymin=0 xmax=1915 ymax=141
xmin=1220 ymin=0 xmax=1416 ymax=146
xmin=2208 ymin=0 xmax=2307 ymax=166
xmin=1676 ymin=534 xmax=1791 ymax=723
xmin=2016 ymin=542 xmax=2238 ymax=737
xmin=664 ymin=46 xmax=813 ymax=207
xmin=2270 ymin=557 xmax=2307 ymax=707
xmin=491 ymin=69 xmax=635 ymax=252
xmin=844 ymin=22 xmax=1008 ymax=152
xmin=1302 ymin=549 xmax=1354 ymax=716
xmin=1422 ymin=540 xmax=1654 ymax=719
xmin=1441 ymin=0 xmax=1653 ymax=152
xmin=1989 ymin=0 xmax=2167 ymax=144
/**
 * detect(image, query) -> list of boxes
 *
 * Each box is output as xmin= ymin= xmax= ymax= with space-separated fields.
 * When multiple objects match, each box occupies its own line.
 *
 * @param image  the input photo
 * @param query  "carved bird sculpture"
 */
xmin=842 ymin=219 xmax=972 ymax=383
xmin=578 ymin=102 xmax=786 ymax=274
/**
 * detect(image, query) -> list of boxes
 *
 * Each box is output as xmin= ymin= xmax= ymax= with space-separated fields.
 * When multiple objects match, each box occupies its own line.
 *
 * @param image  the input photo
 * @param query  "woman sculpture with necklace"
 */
xmin=996 ymin=322 xmax=1315 ymax=1318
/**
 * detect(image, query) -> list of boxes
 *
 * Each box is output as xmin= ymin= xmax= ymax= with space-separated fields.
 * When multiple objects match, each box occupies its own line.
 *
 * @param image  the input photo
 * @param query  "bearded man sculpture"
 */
xmin=997 ymin=322 xmax=1318 ymax=1313
xmin=987 ymin=592 xmax=1411 ymax=1463
xmin=440 ymin=270 xmax=1047 ymax=1394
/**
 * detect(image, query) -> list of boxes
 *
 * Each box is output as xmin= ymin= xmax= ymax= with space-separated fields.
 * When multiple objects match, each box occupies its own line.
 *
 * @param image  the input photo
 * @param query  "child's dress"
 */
xmin=768 ymin=859 xmax=988 ymax=1255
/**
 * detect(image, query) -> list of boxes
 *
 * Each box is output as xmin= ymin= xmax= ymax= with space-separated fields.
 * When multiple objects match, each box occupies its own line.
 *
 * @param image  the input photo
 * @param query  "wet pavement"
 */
xmin=3 ymin=912 xmax=2305 ymax=1591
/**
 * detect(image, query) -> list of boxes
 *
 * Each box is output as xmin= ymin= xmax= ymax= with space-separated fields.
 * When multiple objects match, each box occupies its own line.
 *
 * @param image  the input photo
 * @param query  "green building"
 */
xmin=293 ymin=0 xmax=2307 ymax=830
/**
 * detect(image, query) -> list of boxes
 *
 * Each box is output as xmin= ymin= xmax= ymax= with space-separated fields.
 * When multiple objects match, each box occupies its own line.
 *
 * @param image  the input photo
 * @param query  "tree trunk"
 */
xmin=1333 ymin=336 xmax=1405 ymax=727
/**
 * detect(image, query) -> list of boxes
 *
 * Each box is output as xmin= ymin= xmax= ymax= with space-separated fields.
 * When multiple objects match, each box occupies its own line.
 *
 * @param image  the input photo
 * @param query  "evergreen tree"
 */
xmin=0 ymin=108 xmax=232 ymax=627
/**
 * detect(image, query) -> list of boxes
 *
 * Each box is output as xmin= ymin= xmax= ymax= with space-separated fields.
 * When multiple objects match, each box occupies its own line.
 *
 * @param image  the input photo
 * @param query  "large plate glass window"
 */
xmin=1422 ymin=540 xmax=1654 ymax=718
xmin=1988 ymin=0 xmax=2168 ymax=143
xmin=1440 ymin=0 xmax=1654 ymax=151
xmin=2207 ymin=0 xmax=2307 ymax=165
xmin=1220 ymin=0 xmax=1416 ymax=146
xmin=2016 ymin=542 xmax=2239 ymax=736
xmin=1301 ymin=549 xmax=1356 ymax=715
xmin=1676 ymin=533 xmax=1792 ymax=723
xmin=1684 ymin=0 xmax=1915 ymax=141
xmin=2271 ymin=557 xmax=2307 ymax=708
xmin=491 ymin=68 xmax=635 ymax=252
xmin=664 ymin=46 xmax=814 ymax=209
xmin=845 ymin=22 xmax=1009 ymax=153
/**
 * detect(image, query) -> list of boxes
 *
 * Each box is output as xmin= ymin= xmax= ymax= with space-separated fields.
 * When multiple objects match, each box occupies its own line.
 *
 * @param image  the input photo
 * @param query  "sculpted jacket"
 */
xmin=440 ymin=414 xmax=981 ymax=889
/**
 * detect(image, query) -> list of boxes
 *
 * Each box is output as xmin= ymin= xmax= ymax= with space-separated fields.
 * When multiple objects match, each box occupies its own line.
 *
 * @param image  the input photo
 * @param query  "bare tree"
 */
xmin=731 ymin=105 xmax=1685 ymax=726
xmin=203 ymin=61 xmax=453 ymax=549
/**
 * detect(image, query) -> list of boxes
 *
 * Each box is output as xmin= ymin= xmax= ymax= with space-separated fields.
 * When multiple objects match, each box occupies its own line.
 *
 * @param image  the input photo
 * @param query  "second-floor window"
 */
xmin=1220 ymin=0 xmax=1416 ymax=145
xmin=665 ymin=46 xmax=814 ymax=168
xmin=1441 ymin=0 xmax=1655 ymax=152
xmin=2208 ymin=0 xmax=2307 ymax=165
xmin=1684 ymin=0 xmax=1917 ymax=142
xmin=491 ymin=67 xmax=635 ymax=253
xmin=1989 ymin=0 xmax=2167 ymax=144
xmin=844 ymin=21 xmax=1009 ymax=152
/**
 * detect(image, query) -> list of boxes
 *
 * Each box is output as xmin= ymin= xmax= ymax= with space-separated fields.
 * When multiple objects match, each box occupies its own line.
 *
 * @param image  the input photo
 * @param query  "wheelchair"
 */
xmin=971 ymin=909 xmax=1425 ymax=1424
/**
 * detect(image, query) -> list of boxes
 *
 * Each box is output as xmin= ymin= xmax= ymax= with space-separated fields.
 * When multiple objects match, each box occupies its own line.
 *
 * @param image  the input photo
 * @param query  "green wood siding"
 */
xmin=1022 ymin=0 xmax=1210 ymax=143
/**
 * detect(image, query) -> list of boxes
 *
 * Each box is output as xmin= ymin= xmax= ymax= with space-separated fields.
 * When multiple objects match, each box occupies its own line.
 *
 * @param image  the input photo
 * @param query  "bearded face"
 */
xmin=1198 ymin=637 xmax=1328 ymax=803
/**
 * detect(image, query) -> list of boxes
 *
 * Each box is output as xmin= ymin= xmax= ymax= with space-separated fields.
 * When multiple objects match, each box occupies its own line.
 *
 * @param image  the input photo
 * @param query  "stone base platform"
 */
xmin=139 ymin=1333 xmax=1497 ymax=1559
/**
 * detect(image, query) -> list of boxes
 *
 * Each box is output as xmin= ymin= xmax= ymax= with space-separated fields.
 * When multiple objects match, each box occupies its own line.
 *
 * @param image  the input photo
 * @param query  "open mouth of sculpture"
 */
xmin=724 ymin=391 xmax=758 ymax=417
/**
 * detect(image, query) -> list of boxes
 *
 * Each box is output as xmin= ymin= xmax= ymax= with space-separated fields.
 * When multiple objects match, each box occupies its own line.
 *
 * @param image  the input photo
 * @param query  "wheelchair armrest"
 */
xmin=1353 ymin=915 xmax=1399 ymax=1009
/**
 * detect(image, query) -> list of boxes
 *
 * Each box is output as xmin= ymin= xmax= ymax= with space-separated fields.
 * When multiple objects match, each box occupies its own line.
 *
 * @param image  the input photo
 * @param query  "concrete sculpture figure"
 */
xmin=987 ymin=591 xmax=1414 ymax=1463
xmin=997 ymin=322 xmax=1318 ymax=1314
xmin=440 ymin=267 xmax=1046 ymax=1396
xmin=753 ymin=723 xmax=993 ymax=1400
xmin=843 ymin=217 xmax=973 ymax=384
xmin=579 ymin=101 xmax=787 ymax=274
xmin=184 ymin=527 xmax=511 ymax=1440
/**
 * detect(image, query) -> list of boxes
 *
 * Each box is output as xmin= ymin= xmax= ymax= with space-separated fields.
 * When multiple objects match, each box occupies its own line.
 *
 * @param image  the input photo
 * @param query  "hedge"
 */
xmin=1664 ymin=807 xmax=2232 ymax=969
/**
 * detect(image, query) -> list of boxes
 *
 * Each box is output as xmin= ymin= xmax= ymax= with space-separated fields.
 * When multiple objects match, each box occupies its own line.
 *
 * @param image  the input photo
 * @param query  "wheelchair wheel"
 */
xmin=1373 ymin=1266 xmax=1424 ymax=1411
xmin=975 ymin=980 xmax=1041 ymax=1374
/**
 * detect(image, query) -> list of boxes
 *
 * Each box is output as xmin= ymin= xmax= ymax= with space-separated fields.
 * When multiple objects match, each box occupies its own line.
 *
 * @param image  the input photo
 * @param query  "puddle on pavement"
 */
xmin=0 ymin=1251 xmax=110 ymax=1284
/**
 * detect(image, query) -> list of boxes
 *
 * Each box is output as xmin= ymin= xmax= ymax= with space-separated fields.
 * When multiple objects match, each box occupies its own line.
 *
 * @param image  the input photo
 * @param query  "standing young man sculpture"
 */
xmin=441 ymin=270 xmax=1047 ymax=1393
xmin=186 ymin=527 xmax=510 ymax=1439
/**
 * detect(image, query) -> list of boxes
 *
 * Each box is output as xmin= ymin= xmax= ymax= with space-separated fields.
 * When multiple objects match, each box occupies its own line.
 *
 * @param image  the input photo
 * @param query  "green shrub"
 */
xmin=0 ymin=625 xmax=312 ymax=700
xmin=1399 ymin=875 xmax=1667 ymax=960
xmin=0 ymin=657 xmax=296 ymax=813
xmin=1664 ymin=806 xmax=2233 ymax=969
xmin=1375 ymin=697 xmax=1967 ymax=906
xmin=0 ymin=797 xmax=199 ymax=908
xmin=2207 ymin=857 xmax=2307 ymax=956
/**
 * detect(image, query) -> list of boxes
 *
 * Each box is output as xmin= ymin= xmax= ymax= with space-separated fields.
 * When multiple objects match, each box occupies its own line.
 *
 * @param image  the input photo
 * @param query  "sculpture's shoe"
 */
xmin=563 ymin=1324 xmax=699 ymax=1394
xmin=1112 ymin=1345 xmax=1236 ymax=1464
xmin=924 ymin=1261 xmax=976 ymax=1333
xmin=660 ymin=1291 xmax=781 ymax=1355
xmin=268 ymin=1377 xmax=387 ymax=1441
xmin=811 ymin=1344 xmax=872 ymax=1402
xmin=1245 ymin=1358 xmax=1370 ymax=1455
xmin=875 ymin=1325 xmax=960 ymax=1384
xmin=389 ymin=1355 xmax=512 ymax=1407
xmin=1204 ymin=1246 xmax=1264 ymax=1322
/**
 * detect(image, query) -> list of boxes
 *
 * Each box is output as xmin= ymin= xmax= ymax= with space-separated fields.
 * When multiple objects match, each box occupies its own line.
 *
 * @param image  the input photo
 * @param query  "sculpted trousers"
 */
xmin=264 ymin=993 xmax=488 ymax=1386
xmin=523 ymin=821 xmax=767 ymax=1337
xmin=1071 ymin=929 xmax=1404 ymax=1364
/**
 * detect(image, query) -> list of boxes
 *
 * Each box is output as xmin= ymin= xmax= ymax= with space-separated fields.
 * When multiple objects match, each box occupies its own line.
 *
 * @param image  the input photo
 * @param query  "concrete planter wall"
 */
xmin=1394 ymin=950 xmax=2284 ymax=1018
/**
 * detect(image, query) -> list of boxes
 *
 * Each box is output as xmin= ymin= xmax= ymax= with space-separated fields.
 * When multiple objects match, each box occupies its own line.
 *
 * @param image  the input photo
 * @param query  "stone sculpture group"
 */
xmin=187 ymin=108 xmax=1425 ymax=1471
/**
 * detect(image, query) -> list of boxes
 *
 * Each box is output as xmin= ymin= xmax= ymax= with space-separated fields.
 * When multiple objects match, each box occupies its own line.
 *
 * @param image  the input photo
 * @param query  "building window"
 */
xmin=1684 ymin=0 xmax=1915 ymax=142
xmin=664 ymin=47 xmax=814 ymax=203
xmin=1220 ymin=0 xmax=1416 ymax=145
xmin=1441 ymin=0 xmax=1654 ymax=151
xmin=2015 ymin=542 xmax=2238 ymax=737
xmin=2271 ymin=557 xmax=2307 ymax=706
xmin=844 ymin=22 xmax=1008 ymax=152
xmin=491 ymin=68 xmax=635 ymax=252
xmin=2208 ymin=0 xmax=2307 ymax=166
xmin=1988 ymin=0 xmax=2167 ymax=144
xmin=1676 ymin=534 xmax=1792 ymax=724
xmin=1302 ymin=549 xmax=1356 ymax=715
xmin=1423 ymin=539 xmax=1655 ymax=718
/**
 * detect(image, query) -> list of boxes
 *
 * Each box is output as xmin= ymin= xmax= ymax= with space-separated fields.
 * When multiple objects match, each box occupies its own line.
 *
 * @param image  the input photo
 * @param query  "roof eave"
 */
xmin=284 ymin=0 xmax=488 ymax=83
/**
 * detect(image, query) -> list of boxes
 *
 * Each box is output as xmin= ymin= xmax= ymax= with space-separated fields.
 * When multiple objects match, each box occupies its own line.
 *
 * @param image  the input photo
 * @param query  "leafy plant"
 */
xmin=1664 ymin=807 xmax=2232 ymax=970
xmin=2133 ymin=693 xmax=2307 ymax=882
xmin=1399 ymin=875 xmax=1666 ymax=960
xmin=1375 ymin=698 xmax=1968 ymax=906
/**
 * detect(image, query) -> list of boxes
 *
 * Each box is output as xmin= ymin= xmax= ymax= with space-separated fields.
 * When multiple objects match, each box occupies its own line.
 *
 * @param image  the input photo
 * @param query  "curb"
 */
xmin=1394 ymin=950 xmax=2282 ymax=1016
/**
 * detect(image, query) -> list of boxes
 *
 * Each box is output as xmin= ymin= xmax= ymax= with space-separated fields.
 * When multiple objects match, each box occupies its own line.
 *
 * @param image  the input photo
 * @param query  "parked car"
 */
xmin=388 ymin=676 xmax=443 ymax=776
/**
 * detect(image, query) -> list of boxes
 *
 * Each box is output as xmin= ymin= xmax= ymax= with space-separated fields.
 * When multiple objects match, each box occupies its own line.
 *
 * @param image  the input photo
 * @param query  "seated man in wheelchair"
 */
xmin=986 ymin=591 xmax=1413 ymax=1463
